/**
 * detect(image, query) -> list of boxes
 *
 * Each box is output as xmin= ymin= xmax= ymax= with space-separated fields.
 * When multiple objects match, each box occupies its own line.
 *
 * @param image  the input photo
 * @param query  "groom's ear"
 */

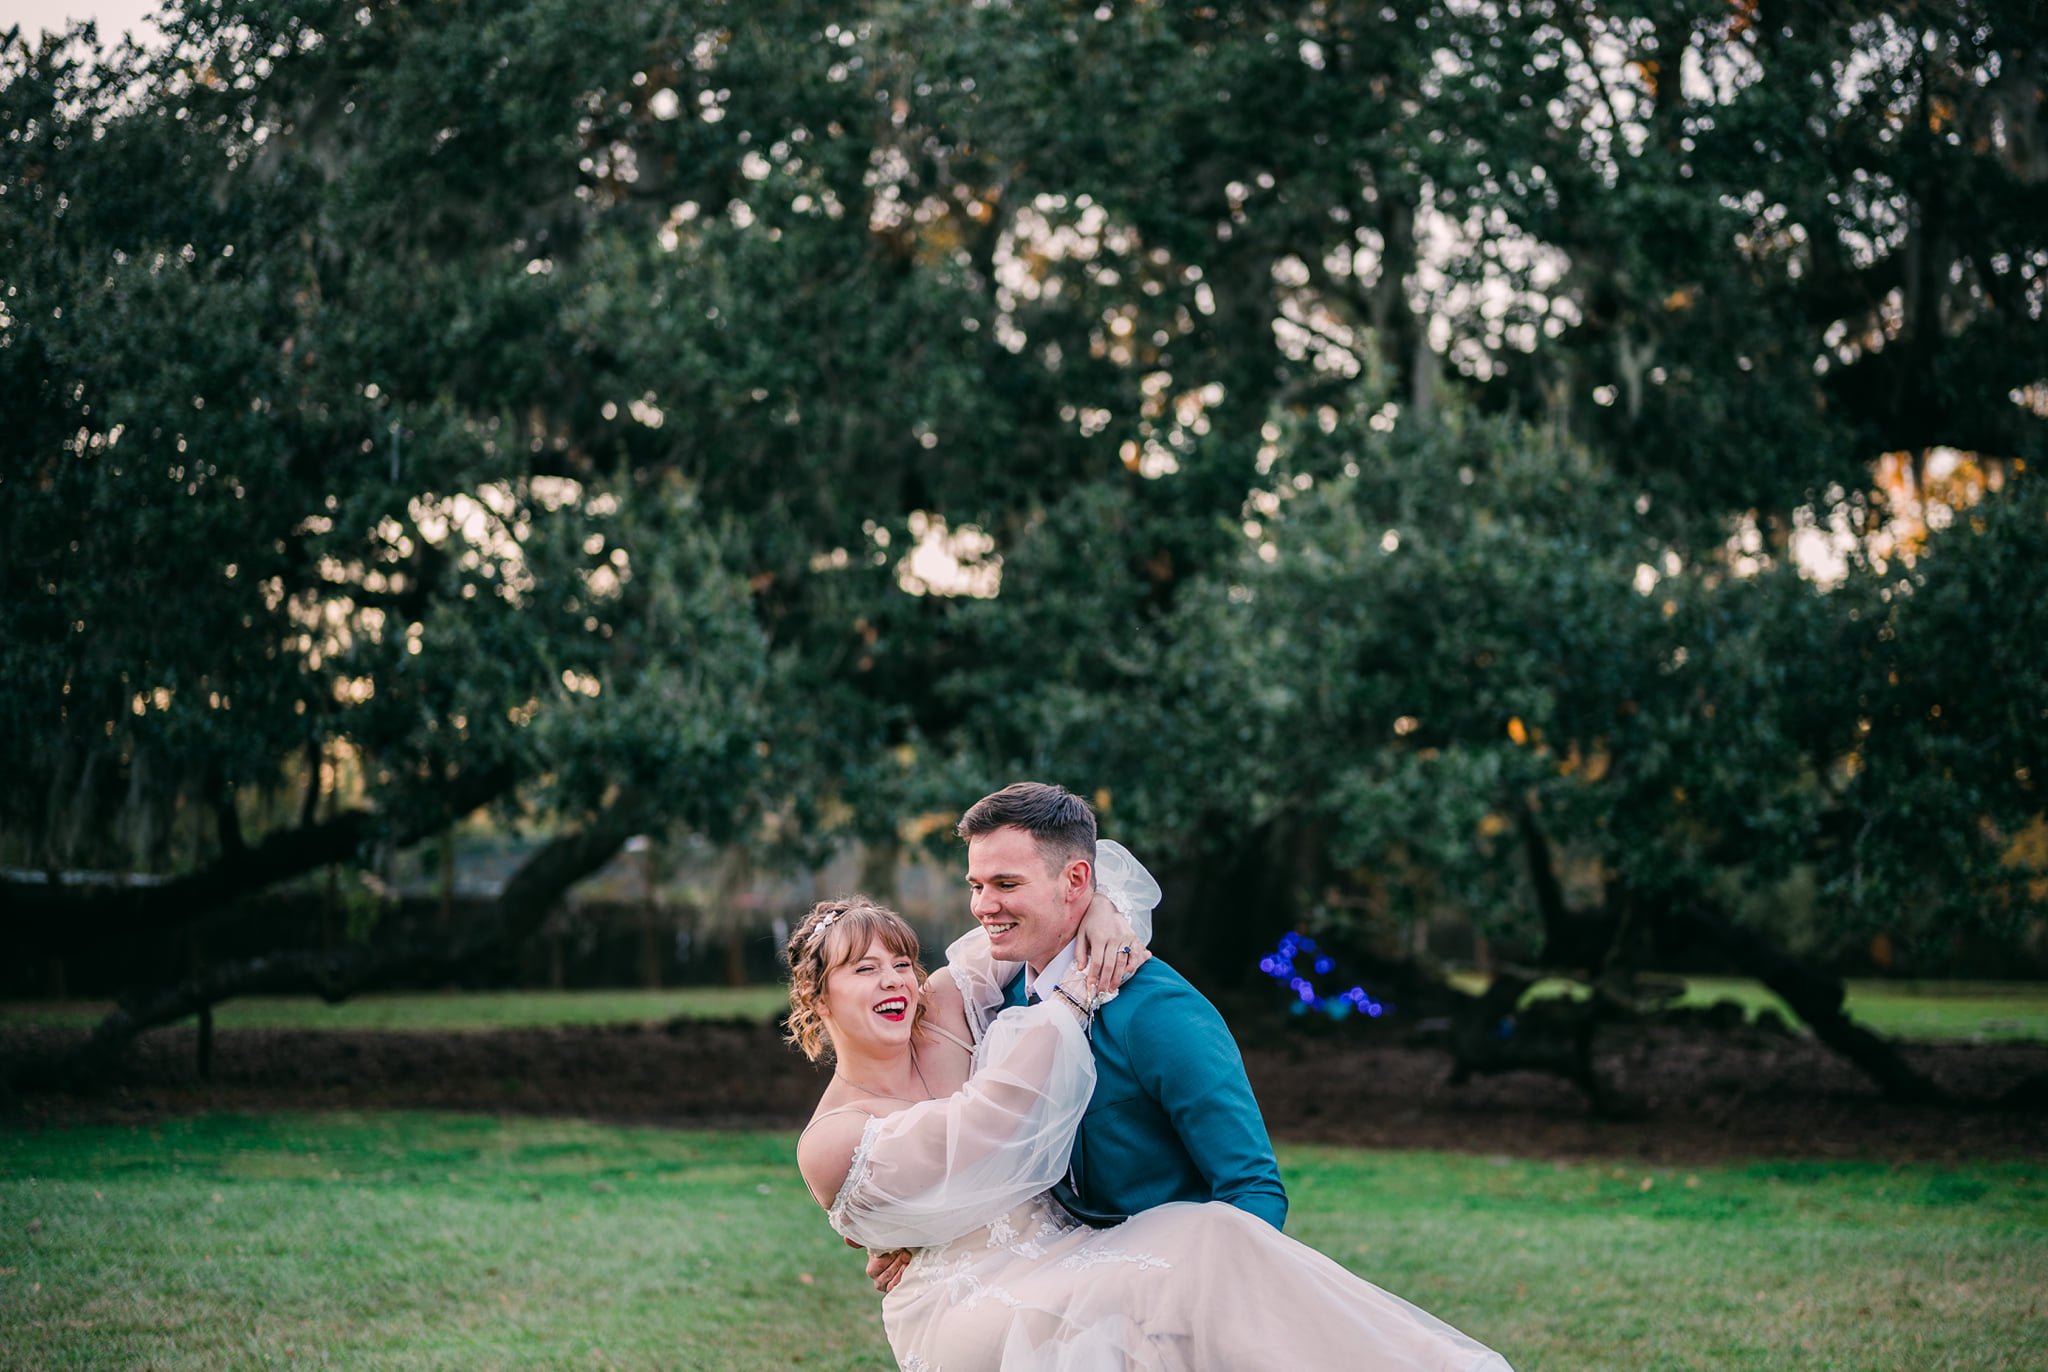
xmin=1062 ymin=856 xmax=1094 ymax=907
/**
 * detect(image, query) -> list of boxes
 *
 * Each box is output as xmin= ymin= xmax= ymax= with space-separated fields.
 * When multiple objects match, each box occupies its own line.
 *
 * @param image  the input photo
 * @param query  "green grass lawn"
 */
xmin=1428 ymin=975 xmax=2048 ymax=1043
xmin=1672 ymin=977 xmax=2048 ymax=1043
xmin=7 ymin=977 xmax=2046 ymax=1041
xmin=1 ymin=1113 xmax=2041 ymax=1370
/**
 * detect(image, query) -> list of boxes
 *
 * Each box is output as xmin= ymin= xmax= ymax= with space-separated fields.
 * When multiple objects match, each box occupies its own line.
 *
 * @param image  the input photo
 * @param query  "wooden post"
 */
xmin=725 ymin=933 xmax=747 ymax=989
xmin=189 ymin=929 xmax=213 ymax=1081
xmin=439 ymin=828 xmax=457 ymax=929
xmin=636 ymin=836 xmax=661 ymax=989
xmin=196 ymin=1004 xmax=214 ymax=1080
xmin=716 ymin=850 xmax=752 ymax=988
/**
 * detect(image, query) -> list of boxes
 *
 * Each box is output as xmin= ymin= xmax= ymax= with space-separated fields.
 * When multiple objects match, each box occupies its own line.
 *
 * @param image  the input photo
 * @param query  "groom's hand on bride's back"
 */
xmin=863 ymin=1245 xmax=912 ymax=1294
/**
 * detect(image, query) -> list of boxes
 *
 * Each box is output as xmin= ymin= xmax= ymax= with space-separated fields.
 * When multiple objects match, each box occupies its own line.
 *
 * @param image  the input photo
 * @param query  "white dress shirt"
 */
xmin=1024 ymin=939 xmax=1080 ymax=1004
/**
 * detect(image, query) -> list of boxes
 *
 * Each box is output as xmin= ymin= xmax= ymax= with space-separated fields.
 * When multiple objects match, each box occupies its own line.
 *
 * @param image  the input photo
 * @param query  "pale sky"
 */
xmin=10 ymin=0 xmax=164 ymax=42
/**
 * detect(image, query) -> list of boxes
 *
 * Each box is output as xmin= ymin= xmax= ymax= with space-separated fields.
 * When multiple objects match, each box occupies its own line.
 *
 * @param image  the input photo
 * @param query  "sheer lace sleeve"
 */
xmin=1092 ymin=839 xmax=1160 ymax=942
xmin=939 ymin=924 xmax=1017 ymax=1043
xmin=826 ymin=1003 xmax=1095 ymax=1251
xmin=943 ymin=839 xmax=1161 ymax=1040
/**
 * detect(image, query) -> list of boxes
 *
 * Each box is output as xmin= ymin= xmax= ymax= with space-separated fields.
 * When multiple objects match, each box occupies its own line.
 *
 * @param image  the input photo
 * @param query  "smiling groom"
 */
xmin=957 ymin=781 xmax=1288 ymax=1230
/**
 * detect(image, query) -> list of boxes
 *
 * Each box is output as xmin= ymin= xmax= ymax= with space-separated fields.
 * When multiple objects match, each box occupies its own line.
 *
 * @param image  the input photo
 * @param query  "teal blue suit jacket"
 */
xmin=1006 ymin=960 xmax=1288 ymax=1231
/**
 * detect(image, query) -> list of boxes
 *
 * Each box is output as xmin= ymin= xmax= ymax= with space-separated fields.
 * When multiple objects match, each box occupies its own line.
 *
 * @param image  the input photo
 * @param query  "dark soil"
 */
xmin=6 ymin=1019 xmax=2044 ymax=1163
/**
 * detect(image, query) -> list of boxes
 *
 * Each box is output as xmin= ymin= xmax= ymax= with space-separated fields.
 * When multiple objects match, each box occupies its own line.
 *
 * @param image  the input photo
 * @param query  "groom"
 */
xmin=870 ymin=781 xmax=1286 ymax=1292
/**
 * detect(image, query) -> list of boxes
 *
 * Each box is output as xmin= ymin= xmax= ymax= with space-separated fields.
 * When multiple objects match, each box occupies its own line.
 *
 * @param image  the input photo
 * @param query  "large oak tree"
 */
xmin=3 ymin=1 xmax=2041 ymax=1099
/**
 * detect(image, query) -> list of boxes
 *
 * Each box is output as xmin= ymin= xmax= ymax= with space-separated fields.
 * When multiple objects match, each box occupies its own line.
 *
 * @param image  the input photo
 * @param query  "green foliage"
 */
xmin=1846 ymin=471 xmax=2048 ymax=943
xmin=2 ymin=1 xmax=2042 ymax=985
xmin=918 ymin=389 xmax=2044 ymax=962
xmin=0 ymin=5 xmax=777 ymax=875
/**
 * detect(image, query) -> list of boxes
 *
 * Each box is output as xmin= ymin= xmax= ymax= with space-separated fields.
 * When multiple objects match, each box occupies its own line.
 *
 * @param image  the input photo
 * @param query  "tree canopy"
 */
xmin=3 ymin=0 xmax=2043 ymax=1095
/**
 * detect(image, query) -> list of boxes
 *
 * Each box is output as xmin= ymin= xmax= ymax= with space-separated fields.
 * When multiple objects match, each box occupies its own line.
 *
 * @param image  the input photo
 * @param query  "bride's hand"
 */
xmin=863 ymin=1245 xmax=912 ymax=1294
xmin=1074 ymin=888 xmax=1150 ymax=996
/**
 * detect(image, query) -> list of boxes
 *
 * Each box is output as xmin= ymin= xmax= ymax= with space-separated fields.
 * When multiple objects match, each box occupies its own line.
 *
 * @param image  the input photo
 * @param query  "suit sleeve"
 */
xmin=1125 ymin=980 xmax=1289 ymax=1230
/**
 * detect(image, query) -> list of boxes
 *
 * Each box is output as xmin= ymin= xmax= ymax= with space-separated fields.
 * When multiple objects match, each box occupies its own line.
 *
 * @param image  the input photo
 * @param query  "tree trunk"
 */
xmin=1168 ymin=820 xmax=1291 ymax=991
xmin=195 ymin=1004 xmax=214 ymax=1081
xmin=1367 ymin=193 xmax=1436 ymax=424
xmin=1674 ymin=905 xmax=1947 ymax=1104
xmin=714 ymin=849 xmax=754 ymax=989
xmin=438 ymin=828 xmax=457 ymax=930
xmin=724 ymin=935 xmax=748 ymax=990
xmin=857 ymin=837 xmax=901 ymax=908
xmin=1519 ymin=798 xmax=1624 ymax=971
xmin=1442 ymin=967 xmax=1636 ymax=1116
xmin=637 ymin=837 xmax=662 ymax=990
xmin=189 ymin=929 xmax=211 ymax=1080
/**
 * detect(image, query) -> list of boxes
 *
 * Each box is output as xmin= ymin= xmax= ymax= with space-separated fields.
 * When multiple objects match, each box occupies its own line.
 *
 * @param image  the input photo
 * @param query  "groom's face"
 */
xmin=965 ymin=825 xmax=1087 ymax=973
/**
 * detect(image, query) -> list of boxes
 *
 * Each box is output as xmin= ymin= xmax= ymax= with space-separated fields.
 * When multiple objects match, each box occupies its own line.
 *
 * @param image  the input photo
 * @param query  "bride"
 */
xmin=785 ymin=858 xmax=1514 ymax=1370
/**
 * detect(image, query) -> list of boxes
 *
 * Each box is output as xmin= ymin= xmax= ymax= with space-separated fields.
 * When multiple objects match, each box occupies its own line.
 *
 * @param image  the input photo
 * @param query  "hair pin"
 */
xmin=807 ymin=908 xmax=844 ymax=947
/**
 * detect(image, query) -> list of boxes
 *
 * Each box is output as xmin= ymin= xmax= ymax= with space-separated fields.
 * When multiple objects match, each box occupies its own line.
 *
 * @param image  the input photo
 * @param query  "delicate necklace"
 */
xmin=834 ymin=1047 xmax=934 ymax=1103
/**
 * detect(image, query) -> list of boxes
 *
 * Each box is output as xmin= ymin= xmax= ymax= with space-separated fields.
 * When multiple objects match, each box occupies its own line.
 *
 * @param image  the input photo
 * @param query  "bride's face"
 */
xmin=820 ymin=936 xmax=921 ymax=1055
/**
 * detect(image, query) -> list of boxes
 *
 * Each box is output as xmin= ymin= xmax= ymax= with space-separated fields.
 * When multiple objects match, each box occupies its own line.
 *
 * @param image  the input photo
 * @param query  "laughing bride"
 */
xmin=785 ymin=879 xmax=1513 ymax=1370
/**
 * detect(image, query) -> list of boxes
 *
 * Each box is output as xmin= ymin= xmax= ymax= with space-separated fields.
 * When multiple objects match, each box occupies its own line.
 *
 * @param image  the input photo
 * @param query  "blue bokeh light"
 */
xmin=1254 ymin=933 xmax=1394 ymax=1023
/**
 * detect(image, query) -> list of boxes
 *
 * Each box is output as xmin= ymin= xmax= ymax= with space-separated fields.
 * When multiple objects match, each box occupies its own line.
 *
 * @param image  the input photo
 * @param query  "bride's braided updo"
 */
xmin=783 ymin=896 xmax=929 ymax=1062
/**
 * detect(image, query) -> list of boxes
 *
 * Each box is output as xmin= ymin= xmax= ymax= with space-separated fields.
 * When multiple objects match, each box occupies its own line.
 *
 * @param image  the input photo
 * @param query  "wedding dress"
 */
xmin=821 ymin=841 xmax=1514 ymax=1369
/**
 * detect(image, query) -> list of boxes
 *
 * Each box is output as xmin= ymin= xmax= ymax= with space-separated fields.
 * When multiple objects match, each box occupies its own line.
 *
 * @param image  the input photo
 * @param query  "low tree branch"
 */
xmin=1 ymin=763 xmax=515 ymax=957
xmin=10 ymin=794 xmax=646 ymax=1091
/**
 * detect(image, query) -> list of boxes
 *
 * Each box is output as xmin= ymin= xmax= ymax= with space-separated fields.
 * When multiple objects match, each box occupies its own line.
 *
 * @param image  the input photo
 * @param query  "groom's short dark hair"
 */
xmin=957 ymin=782 xmax=1097 ymax=876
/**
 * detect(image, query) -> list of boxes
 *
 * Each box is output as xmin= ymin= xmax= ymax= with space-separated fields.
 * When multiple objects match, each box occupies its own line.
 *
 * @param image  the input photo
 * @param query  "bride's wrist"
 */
xmin=1047 ymin=981 xmax=1094 ymax=1023
xmin=1053 ymin=968 xmax=1116 ymax=1017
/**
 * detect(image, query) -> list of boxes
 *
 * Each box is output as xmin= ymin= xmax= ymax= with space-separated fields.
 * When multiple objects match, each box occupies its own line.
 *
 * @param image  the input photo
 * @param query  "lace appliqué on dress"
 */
xmin=987 ymin=1208 xmax=1051 ymax=1260
xmin=904 ymin=1248 xmax=1026 ymax=1313
xmin=1035 ymin=1210 xmax=1076 ymax=1242
xmin=1057 ymin=1244 xmax=1173 ymax=1274
xmin=825 ymin=1114 xmax=883 ymax=1236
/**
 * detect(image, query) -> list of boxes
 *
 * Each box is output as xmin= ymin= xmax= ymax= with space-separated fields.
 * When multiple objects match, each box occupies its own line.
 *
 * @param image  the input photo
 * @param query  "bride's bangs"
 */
xmin=818 ymin=906 xmax=925 ymax=977
xmin=813 ymin=910 xmax=871 ymax=974
xmin=871 ymin=910 xmax=924 ymax=965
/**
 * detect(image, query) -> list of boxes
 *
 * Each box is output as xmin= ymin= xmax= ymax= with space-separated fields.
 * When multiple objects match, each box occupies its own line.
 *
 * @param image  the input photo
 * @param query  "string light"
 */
xmin=1257 ymin=932 xmax=1393 ymax=1021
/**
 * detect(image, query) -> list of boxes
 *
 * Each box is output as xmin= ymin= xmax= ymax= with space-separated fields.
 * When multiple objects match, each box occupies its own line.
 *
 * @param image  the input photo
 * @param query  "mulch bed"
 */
xmin=4 ymin=1019 xmax=2043 ymax=1164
